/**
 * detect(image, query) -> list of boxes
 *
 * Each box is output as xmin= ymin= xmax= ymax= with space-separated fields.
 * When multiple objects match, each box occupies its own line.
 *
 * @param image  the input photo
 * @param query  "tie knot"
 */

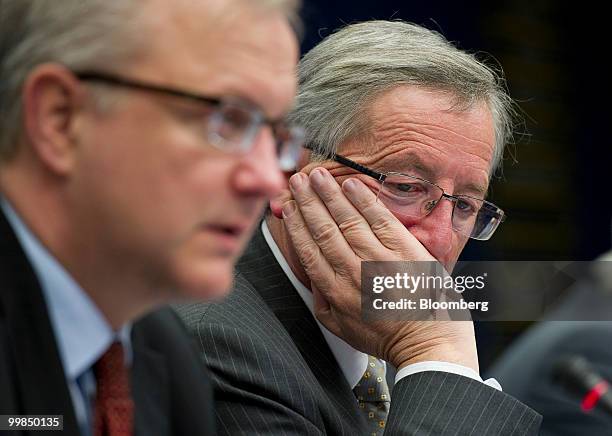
xmin=95 ymin=342 xmax=125 ymax=375
xmin=353 ymin=356 xmax=390 ymax=403
xmin=95 ymin=343 xmax=129 ymax=396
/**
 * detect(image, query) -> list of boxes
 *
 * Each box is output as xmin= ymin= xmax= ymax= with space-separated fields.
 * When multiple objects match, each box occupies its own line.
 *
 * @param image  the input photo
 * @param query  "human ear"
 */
xmin=22 ymin=63 xmax=85 ymax=175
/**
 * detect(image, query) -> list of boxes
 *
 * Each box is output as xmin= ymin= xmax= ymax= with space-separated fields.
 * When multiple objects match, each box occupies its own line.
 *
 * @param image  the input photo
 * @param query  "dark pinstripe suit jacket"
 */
xmin=175 ymin=227 xmax=541 ymax=435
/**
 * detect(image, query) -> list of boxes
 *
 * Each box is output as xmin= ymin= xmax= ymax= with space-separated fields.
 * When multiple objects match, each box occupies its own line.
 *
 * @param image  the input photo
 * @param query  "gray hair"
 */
xmin=0 ymin=0 xmax=300 ymax=161
xmin=289 ymin=20 xmax=517 ymax=174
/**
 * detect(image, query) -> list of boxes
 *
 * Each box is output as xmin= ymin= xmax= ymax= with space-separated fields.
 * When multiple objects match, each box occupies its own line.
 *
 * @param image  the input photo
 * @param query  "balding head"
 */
xmin=0 ymin=0 xmax=300 ymax=161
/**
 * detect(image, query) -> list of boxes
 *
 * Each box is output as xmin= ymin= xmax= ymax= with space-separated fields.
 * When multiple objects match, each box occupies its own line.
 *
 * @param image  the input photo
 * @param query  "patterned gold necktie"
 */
xmin=353 ymin=356 xmax=390 ymax=436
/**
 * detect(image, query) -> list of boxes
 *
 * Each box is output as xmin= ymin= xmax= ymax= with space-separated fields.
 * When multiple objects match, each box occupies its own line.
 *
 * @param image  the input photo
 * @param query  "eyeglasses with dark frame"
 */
xmin=74 ymin=71 xmax=304 ymax=171
xmin=331 ymin=153 xmax=506 ymax=241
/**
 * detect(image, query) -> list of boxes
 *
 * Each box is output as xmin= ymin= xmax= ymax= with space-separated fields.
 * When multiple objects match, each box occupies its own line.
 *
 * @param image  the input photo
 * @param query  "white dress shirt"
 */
xmin=261 ymin=221 xmax=502 ymax=391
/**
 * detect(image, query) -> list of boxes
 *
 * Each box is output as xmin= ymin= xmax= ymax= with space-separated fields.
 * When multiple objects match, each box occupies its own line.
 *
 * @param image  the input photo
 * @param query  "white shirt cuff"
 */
xmin=394 ymin=361 xmax=502 ymax=391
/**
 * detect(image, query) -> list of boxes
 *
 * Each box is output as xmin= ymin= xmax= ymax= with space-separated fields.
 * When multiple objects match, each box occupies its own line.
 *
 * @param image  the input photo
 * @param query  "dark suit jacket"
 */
xmin=174 ymin=227 xmax=541 ymax=435
xmin=0 ymin=208 xmax=215 ymax=435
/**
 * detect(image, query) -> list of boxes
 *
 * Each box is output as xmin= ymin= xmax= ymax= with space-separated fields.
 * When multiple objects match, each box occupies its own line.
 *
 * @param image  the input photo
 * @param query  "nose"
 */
xmin=402 ymin=197 xmax=456 ymax=266
xmin=231 ymin=127 xmax=286 ymax=198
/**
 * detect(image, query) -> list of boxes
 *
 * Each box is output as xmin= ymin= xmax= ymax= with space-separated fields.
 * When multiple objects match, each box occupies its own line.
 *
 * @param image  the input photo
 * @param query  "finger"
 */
xmin=269 ymin=188 xmax=293 ymax=219
xmin=288 ymin=172 xmax=356 ymax=271
xmin=281 ymin=200 xmax=336 ymax=289
xmin=309 ymin=168 xmax=383 ymax=258
xmin=342 ymin=177 xmax=432 ymax=258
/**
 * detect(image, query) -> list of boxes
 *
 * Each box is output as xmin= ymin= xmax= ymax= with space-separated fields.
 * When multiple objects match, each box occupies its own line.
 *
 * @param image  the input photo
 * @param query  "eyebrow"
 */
xmin=375 ymin=152 xmax=436 ymax=179
xmin=461 ymin=182 xmax=488 ymax=198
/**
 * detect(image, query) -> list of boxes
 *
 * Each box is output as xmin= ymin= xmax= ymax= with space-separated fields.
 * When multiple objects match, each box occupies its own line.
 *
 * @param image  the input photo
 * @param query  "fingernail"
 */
xmin=289 ymin=173 xmax=306 ymax=191
xmin=282 ymin=200 xmax=297 ymax=218
xmin=310 ymin=168 xmax=325 ymax=188
xmin=342 ymin=178 xmax=359 ymax=194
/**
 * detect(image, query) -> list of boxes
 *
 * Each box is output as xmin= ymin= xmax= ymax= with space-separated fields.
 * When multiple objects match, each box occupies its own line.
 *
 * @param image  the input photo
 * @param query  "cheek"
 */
xmin=170 ymin=247 xmax=237 ymax=299
xmin=452 ymin=234 xmax=470 ymax=256
xmin=130 ymin=123 xmax=230 ymax=205
xmin=158 ymin=155 xmax=229 ymax=207
xmin=78 ymin=122 xmax=232 ymax=243
xmin=393 ymin=213 xmax=467 ymax=261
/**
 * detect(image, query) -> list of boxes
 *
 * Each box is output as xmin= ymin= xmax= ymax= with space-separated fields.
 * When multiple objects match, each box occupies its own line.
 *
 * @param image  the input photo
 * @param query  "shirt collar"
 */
xmin=261 ymin=220 xmax=368 ymax=389
xmin=0 ymin=197 xmax=132 ymax=381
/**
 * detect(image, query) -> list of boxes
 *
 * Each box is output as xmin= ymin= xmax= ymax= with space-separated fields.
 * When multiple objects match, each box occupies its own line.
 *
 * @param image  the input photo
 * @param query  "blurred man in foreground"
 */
xmin=0 ymin=0 xmax=300 ymax=434
xmin=176 ymin=20 xmax=542 ymax=435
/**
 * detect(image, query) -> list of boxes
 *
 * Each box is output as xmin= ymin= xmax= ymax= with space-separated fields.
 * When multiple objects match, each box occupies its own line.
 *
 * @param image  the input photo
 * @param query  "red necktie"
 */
xmin=93 ymin=342 xmax=134 ymax=436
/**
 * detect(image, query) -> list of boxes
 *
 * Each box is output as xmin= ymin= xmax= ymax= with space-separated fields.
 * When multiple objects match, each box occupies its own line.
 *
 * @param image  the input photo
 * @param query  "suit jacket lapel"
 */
xmin=130 ymin=341 xmax=170 ymax=436
xmin=0 ymin=209 xmax=80 ymax=435
xmin=237 ymin=225 xmax=364 ymax=429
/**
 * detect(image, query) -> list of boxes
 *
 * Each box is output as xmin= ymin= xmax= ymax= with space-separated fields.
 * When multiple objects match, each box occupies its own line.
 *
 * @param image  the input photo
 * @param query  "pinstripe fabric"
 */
xmin=174 ymin=227 xmax=541 ymax=435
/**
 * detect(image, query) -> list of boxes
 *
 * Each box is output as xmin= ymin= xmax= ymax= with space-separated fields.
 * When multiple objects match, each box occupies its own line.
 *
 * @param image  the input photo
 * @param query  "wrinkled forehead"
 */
xmin=336 ymin=86 xmax=495 ymax=195
xmin=364 ymin=87 xmax=493 ymax=160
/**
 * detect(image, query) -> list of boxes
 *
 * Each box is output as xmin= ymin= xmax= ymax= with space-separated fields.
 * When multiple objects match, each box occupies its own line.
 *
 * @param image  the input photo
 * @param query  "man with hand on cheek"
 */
xmin=176 ymin=20 xmax=541 ymax=435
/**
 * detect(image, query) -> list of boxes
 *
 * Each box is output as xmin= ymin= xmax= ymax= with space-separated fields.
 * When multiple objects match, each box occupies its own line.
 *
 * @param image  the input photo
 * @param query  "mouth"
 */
xmin=207 ymin=222 xmax=251 ymax=240
xmin=209 ymin=224 xmax=246 ymax=237
xmin=204 ymin=222 xmax=252 ymax=254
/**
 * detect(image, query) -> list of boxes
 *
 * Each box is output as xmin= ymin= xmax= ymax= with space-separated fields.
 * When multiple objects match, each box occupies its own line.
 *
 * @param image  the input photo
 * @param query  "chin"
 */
xmin=173 ymin=260 xmax=236 ymax=301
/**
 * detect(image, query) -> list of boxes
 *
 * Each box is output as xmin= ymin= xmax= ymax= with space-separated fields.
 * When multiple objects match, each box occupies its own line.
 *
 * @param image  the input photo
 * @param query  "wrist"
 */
xmin=385 ymin=322 xmax=479 ymax=373
xmin=393 ymin=342 xmax=479 ymax=373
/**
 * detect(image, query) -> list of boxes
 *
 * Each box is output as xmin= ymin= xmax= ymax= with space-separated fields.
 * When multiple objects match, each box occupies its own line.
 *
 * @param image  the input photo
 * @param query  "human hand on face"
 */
xmin=280 ymin=167 xmax=478 ymax=372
